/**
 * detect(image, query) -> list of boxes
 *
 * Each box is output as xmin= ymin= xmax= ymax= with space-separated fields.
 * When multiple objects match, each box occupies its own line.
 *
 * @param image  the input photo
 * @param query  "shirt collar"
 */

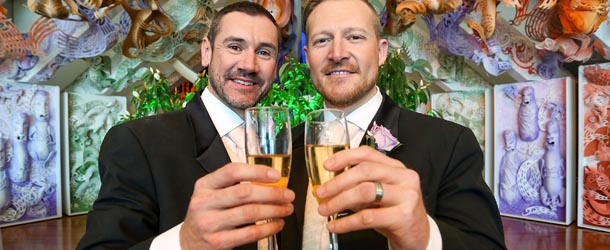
xmin=201 ymin=88 xmax=244 ymax=137
xmin=344 ymin=87 xmax=383 ymax=131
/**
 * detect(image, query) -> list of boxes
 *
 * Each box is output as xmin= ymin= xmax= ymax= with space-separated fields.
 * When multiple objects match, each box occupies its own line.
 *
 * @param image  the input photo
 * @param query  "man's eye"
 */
xmin=228 ymin=45 xmax=242 ymax=51
xmin=349 ymin=35 xmax=363 ymax=40
xmin=313 ymin=38 xmax=329 ymax=45
xmin=257 ymin=50 xmax=271 ymax=56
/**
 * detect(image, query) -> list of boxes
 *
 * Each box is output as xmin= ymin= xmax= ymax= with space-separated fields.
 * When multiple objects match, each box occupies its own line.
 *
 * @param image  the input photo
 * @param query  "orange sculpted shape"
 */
xmin=555 ymin=0 xmax=608 ymax=37
xmin=584 ymin=64 xmax=610 ymax=86
xmin=467 ymin=0 xmax=499 ymax=42
xmin=584 ymin=166 xmax=610 ymax=217
xmin=120 ymin=0 xmax=174 ymax=58
xmin=0 ymin=12 xmax=55 ymax=60
xmin=257 ymin=0 xmax=292 ymax=28
xmin=584 ymin=84 xmax=610 ymax=123
xmin=26 ymin=0 xmax=79 ymax=19
xmin=385 ymin=0 xmax=463 ymax=36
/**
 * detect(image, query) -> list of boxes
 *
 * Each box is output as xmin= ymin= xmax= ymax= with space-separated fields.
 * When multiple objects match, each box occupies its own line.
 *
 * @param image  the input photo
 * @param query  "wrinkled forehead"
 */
xmin=305 ymin=0 xmax=379 ymax=37
xmin=216 ymin=12 xmax=279 ymax=49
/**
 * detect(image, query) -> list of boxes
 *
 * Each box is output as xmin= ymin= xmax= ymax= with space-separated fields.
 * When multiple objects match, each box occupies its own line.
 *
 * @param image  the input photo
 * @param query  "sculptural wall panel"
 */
xmin=61 ymin=92 xmax=126 ymax=215
xmin=493 ymin=77 xmax=575 ymax=225
xmin=0 ymin=82 xmax=61 ymax=227
xmin=578 ymin=62 xmax=610 ymax=232
xmin=431 ymin=90 xmax=492 ymax=186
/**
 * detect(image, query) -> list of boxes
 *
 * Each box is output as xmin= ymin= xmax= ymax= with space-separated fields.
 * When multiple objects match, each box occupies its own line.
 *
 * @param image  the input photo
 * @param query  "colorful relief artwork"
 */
xmin=494 ymin=78 xmax=572 ymax=223
xmin=62 ymin=92 xmax=126 ymax=215
xmin=0 ymin=82 xmax=61 ymax=227
xmin=431 ymin=90 xmax=491 ymax=185
xmin=578 ymin=63 xmax=610 ymax=231
xmin=432 ymin=91 xmax=486 ymax=149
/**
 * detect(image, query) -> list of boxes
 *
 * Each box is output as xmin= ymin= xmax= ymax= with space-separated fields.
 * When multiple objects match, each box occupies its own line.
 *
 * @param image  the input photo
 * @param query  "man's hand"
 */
xmin=180 ymin=163 xmax=295 ymax=250
xmin=316 ymin=146 xmax=430 ymax=250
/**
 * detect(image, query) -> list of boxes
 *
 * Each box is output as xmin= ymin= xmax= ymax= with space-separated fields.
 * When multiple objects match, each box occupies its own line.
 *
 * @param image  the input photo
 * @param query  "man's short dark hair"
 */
xmin=303 ymin=0 xmax=382 ymax=41
xmin=207 ymin=2 xmax=281 ymax=49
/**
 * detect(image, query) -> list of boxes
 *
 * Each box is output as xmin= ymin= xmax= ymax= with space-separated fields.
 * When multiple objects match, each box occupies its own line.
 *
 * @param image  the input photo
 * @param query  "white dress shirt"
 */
xmin=303 ymin=87 xmax=442 ymax=250
xmin=150 ymin=88 xmax=245 ymax=249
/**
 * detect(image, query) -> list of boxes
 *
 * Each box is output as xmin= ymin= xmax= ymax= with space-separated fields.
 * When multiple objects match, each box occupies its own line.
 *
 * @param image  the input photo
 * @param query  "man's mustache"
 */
xmin=224 ymin=69 xmax=264 ymax=84
xmin=322 ymin=62 xmax=358 ymax=74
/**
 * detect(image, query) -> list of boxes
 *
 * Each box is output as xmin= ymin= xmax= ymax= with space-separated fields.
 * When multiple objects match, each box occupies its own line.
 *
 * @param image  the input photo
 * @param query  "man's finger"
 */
xmin=324 ymin=146 xmax=404 ymax=172
xmin=200 ymin=219 xmax=286 ymax=250
xmin=196 ymin=183 xmax=295 ymax=210
xmin=196 ymin=163 xmax=281 ymax=190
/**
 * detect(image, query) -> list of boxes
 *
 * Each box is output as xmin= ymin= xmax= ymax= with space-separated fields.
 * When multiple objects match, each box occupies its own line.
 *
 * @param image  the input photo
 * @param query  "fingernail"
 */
xmin=284 ymin=190 xmax=295 ymax=200
xmin=317 ymin=185 xmax=326 ymax=196
xmin=267 ymin=169 xmax=280 ymax=179
xmin=324 ymin=158 xmax=335 ymax=168
xmin=327 ymin=221 xmax=335 ymax=231
xmin=318 ymin=203 xmax=327 ymax=214
xmin=286 ymin=204 xmax=294 ymax=213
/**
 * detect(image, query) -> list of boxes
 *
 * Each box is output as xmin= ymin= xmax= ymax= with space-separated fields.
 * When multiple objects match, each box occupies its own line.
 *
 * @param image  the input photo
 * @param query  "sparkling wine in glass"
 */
xmin=304 ymin=109 xmax=350 ymax=250
xmin=245 ymin=106 xmax=292 ymax=250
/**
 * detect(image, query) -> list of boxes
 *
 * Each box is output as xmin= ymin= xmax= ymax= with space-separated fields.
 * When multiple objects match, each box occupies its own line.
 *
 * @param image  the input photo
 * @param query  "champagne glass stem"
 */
xmin=267 ymin=235 xmax=276 ymax=250
xmin=266 ymin=219 xmax=277 ymax=250
xmin=329 ymin=214 xmax=339 ymax=250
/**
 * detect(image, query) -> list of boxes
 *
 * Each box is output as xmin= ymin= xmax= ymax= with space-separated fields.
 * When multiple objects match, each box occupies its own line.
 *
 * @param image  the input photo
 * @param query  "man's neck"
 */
xmin=230 ymin=107 xmax=246 ymax=120
xmin=205 ymin=86 xmax=246 ymax=119
xmin=326 ymin=87 xmax=377 ymax=115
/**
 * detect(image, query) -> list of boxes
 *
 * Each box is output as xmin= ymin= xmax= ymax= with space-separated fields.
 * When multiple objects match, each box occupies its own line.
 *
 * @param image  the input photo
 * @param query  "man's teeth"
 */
xmin=234 ymin=79 xmax=254 ymax=86
xmin=330 ymin=71 xmax=350 ymax=75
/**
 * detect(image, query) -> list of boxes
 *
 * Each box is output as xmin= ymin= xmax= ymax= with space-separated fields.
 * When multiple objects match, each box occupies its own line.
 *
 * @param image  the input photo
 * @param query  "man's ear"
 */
xmin=201 ymin=37 xmax=212 ymax=67
xmin=378 ymin=39 xmax=389 ymax=66
xmin=304 ymin=45 xmax=309 ymax=65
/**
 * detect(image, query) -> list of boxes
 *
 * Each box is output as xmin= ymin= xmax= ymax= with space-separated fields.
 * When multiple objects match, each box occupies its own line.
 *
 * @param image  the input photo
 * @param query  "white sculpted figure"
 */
xmin=28 ymin=90 xmax=56 ymax=169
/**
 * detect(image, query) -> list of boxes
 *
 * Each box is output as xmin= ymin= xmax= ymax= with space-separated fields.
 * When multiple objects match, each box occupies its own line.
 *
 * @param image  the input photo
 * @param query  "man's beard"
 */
xmin=318 ymin=81 xmax=375 ymax=108
xmin=315 ymin=61 xmax=375 ymax=108
xmin=209 ymin=68 xmax=267 ymax=110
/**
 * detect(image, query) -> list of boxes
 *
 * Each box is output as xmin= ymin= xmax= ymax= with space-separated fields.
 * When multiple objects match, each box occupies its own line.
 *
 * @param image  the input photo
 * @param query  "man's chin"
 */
xmin=324 ymin=96 xmax=355 ymax=109
xmin=226 ymin=96 xmax=260 ymax=110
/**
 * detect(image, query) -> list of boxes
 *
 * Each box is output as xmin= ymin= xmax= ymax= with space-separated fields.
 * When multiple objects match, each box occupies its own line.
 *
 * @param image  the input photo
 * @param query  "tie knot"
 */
xmin=226 ymin=124 xmax=245 ymax=162
xmin=229 ymin=124 xmax=245 ymax=147
xmin=347 ymin=121 xmax=362 ymax=148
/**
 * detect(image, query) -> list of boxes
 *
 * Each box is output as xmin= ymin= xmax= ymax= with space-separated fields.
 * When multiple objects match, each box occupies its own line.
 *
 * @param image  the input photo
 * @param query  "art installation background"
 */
xmin=61 ymin=92 xmax=126 ymax=215
xmin=431 ymin=90 xmax=492 ymax=186
xmin=0 ymin=0 xmax=608 ymax=238
xmin=0 ymin=82 xmax=62 ymax=227
xmin=578 ymin=62 xmax=610 ymax=232
xmin=493 ymin=78 xmax=575 ymax=225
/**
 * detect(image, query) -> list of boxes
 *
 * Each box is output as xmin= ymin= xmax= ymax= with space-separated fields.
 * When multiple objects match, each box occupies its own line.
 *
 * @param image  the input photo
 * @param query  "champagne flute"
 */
xmin=245 ymin=106 xmax=292 ymax=250
xmin=304 ymin=109 xmax=350 ymax=250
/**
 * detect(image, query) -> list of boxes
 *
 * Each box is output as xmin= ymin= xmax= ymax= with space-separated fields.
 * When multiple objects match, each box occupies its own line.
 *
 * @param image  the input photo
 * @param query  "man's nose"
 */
xmin=329 ymin=39 xmax=349 ymax=63
xmin=239 ymin=50 xmax=259 ymax=73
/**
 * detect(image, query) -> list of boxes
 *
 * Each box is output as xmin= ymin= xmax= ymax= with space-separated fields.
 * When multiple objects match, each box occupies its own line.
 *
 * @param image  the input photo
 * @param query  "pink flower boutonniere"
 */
xmin=365 ymin=121 xmax=402 ymax=153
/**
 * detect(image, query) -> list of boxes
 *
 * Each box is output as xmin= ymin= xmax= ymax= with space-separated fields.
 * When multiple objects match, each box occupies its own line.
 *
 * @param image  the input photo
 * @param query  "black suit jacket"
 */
xmin=77 ymin=94 xmax=298 ymax=250
xmin=288 ymin=94 xmax=507 ymax=249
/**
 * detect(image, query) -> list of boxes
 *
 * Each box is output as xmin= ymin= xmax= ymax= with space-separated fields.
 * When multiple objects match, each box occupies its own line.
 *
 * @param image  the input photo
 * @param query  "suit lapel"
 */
xmin=185 ymin=93 xmax=255 ymax=250
xmin=282 ymin=124 xmax=306 ymax=249
xmin=185 ymin=91 xmax=231 ymax=173
xmin=361 ymin=93 xmax=401 ymax=146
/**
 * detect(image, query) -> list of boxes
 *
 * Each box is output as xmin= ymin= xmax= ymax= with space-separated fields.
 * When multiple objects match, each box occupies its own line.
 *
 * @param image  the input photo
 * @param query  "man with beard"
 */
xmin=77 ymin=2 xmax=296 ymax=249
xmin=288 ymin=0 xmax=507 ymax=249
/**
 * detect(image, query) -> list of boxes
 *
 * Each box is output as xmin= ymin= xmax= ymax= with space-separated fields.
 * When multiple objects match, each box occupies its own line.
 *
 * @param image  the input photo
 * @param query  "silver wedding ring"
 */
xmin=374 ymin=182 xmax=383 ymax=204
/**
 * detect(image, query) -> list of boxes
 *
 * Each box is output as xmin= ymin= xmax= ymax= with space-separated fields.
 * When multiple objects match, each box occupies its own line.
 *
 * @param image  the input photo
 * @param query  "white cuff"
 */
xmin=150 ymin=222 xmax=183 ymax=250
xmin=425 ymin=215 xmax=442 ymax=250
